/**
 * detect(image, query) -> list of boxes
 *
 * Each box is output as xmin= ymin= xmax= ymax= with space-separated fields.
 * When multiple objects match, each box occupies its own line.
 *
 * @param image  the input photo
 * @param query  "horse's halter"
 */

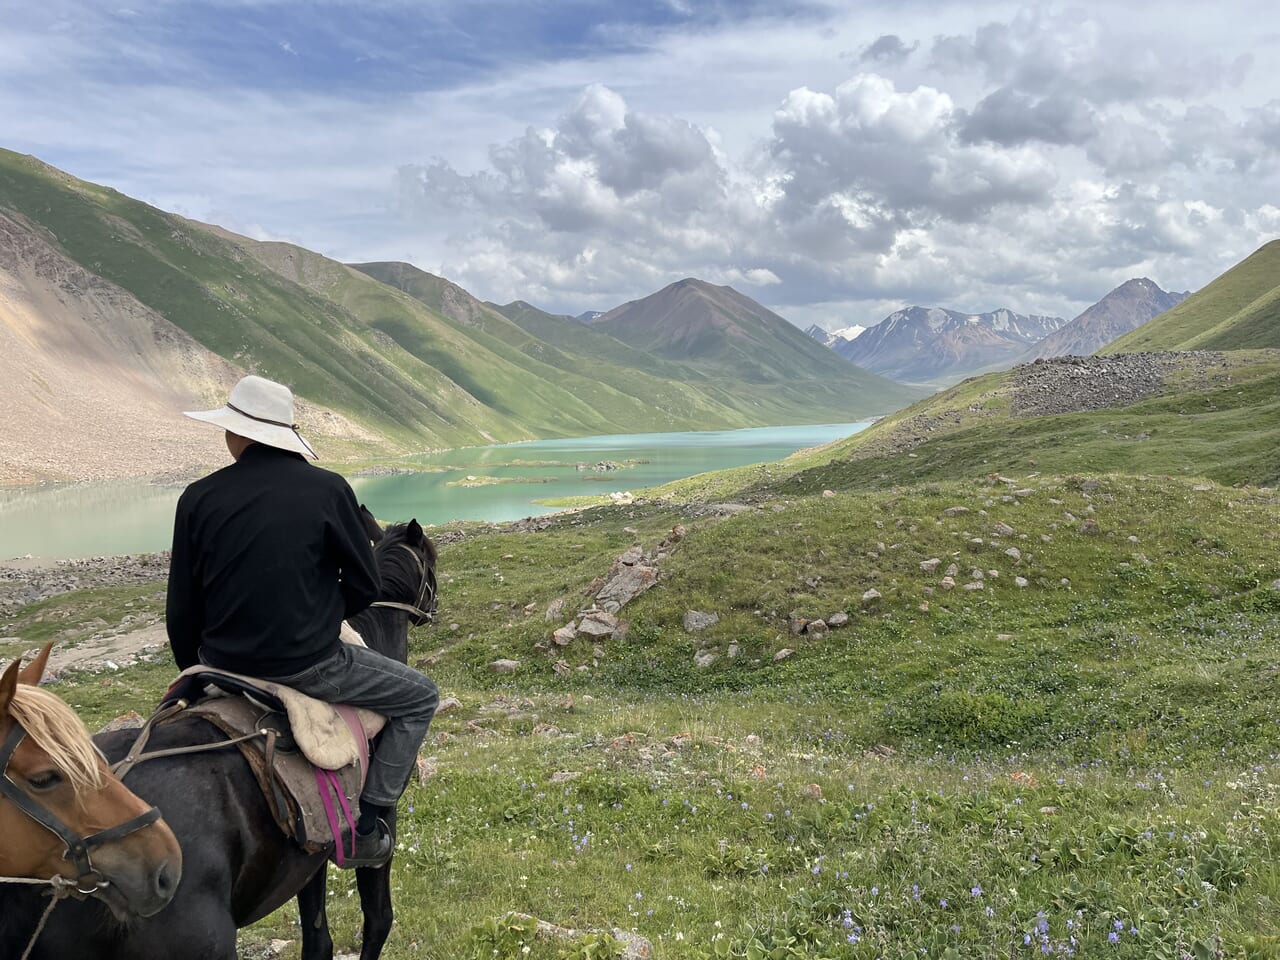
xmin=0 ymin=721 xmax=162 ymax=895
xmin=370 ymin=542 xmax=438 ymax=627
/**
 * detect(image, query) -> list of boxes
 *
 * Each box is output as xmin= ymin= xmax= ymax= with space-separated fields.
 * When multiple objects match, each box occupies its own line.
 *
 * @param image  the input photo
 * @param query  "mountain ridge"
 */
xmin=833 ymin=305 xmax=1065 ymax=384
xmin=1027 ymin=278 xmax=1188 ymax=359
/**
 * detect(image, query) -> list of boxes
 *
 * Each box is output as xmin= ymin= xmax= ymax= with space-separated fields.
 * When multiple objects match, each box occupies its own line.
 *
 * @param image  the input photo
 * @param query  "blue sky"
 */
xmin=2 ymin=0 xmax=1278 ymax=328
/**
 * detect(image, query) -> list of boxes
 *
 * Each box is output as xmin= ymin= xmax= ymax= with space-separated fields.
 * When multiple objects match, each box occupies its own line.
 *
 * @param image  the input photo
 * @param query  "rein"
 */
xmin=369 ymin=543 xmax=437 ymax=626
xmin=0 ymin=721 xmax=162 ymax=960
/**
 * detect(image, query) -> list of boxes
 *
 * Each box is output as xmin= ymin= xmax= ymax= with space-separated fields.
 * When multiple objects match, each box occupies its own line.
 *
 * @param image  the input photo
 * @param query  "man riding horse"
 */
xmin=166 ymin=374 xmax=438 ymax=869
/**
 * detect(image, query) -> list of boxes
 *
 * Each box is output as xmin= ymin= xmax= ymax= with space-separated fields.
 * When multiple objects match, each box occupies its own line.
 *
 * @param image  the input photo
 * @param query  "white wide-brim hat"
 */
xmin=185 ymin=375 xmax=318 ymax=460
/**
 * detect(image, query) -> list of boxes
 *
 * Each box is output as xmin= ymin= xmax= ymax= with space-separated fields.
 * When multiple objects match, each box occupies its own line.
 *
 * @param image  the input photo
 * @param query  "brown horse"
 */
xmin=0 ymin=644 xmax=183 ymax=954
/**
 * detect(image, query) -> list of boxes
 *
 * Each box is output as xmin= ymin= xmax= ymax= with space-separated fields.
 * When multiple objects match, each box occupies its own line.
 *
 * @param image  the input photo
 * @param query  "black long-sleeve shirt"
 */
xmin=166 ymin=443 xmax=380 ymax=677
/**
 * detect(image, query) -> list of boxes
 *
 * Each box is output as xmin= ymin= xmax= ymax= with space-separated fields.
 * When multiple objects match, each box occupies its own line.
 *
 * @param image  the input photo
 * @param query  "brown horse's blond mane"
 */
xmin=6 ymin=685 xmax=105 ymax=791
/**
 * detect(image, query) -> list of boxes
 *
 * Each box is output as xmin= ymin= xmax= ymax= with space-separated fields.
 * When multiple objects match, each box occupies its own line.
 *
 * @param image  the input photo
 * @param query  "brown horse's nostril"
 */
xmin=153 ymin=860 xmax=179 ymax=900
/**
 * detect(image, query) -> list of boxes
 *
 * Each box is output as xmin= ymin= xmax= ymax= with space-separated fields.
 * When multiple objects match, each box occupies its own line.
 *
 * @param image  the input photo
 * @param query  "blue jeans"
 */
xmin=263 ymin=644 xmax=438 ymax=807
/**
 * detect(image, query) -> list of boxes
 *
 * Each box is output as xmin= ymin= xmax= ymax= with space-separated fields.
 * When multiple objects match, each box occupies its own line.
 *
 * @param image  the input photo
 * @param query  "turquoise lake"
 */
xmin=0 ymin=422 xmax=869 ymax=561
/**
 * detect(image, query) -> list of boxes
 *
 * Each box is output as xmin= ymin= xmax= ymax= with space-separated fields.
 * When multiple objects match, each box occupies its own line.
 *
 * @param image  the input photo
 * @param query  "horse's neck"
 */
xmin=0 ymin=883 xmax=45 ymax=948
xmin=347 ymin=609 xmax=408 ymax=664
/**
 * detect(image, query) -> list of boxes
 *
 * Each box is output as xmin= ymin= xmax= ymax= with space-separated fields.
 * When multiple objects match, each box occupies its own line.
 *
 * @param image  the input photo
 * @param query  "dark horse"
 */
xmin=8 ymin=518 xmax=437 ymax=960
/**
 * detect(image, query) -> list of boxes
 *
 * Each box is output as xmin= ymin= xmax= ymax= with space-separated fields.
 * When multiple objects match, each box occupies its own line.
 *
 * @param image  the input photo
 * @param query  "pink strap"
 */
xmin=315 ymin=769 xmax=357 ymax=865
xmin=334 ymin=705 xmax=372 ymax=788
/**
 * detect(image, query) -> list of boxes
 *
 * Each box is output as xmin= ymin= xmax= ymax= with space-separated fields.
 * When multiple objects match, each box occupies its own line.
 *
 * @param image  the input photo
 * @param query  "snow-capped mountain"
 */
xmin=833 ymin=307 xmax=1065 ymax=383
xmin=804 ymin=323 xmax=867 ymax=348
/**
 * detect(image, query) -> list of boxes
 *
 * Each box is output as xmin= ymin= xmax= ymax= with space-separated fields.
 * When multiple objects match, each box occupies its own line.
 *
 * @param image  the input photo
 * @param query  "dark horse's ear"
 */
xmin=406 ymin=518 xmax=424 ymax=545
xmin=360 ymin=505 xmax=384 ymax=545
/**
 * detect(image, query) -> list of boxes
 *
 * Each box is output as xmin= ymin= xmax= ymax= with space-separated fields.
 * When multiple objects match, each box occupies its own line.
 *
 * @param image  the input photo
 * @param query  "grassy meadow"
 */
xmin=10 ymin=470 xmax=1280 ymax=959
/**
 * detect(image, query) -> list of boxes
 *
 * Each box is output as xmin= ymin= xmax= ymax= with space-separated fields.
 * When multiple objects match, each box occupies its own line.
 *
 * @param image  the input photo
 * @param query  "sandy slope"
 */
xmin=0 ymin=213 xmax=377 ymax=484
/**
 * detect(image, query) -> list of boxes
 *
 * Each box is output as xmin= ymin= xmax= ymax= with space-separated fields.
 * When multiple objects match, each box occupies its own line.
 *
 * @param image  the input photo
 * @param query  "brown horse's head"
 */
xmin=0 ymin=645 xmax=182 ymax=918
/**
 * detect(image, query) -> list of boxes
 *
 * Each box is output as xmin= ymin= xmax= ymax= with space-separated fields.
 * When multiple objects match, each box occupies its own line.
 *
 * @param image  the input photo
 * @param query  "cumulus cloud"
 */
xmin=769 ymin=74 xmax=1057 ymax=227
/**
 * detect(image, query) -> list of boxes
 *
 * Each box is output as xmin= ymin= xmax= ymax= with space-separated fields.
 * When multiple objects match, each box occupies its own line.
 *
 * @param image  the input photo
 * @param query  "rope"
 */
xmin=0 ymin=874 xmax=80 ymax=960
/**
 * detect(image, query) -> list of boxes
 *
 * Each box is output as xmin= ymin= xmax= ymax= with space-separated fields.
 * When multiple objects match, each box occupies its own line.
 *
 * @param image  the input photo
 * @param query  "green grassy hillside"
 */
xmin=18 ymin=473 xmax=1280 ymax=958
xmin=358 ymin=262 xmax=924 ymax=424
xmin=651 ymin=350 xmax=1280 ymax=504
xmin=350 ymin=262 xmax=755 ymax=431
xmin=1103 ymin=240 xmax=1280 ymax=352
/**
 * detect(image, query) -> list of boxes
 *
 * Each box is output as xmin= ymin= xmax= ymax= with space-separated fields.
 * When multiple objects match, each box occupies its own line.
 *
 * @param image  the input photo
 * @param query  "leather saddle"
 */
xmin=153 ymin=666 xmax=388 ymax=858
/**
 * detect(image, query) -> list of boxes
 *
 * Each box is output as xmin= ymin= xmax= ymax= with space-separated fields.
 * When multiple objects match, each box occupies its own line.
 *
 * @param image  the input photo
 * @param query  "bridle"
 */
xmin=369 ymin=542 xmax=437 ymax=627
xmin=1 ymin=720 xmax=161 ymax=892
xmin=0 ymin=718 xmax=163 ymax=957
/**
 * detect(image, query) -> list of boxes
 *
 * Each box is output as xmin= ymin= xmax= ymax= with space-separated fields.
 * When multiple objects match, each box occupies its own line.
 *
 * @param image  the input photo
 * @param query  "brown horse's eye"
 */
xmin=26 ymin=770 xmax=64 ymax=792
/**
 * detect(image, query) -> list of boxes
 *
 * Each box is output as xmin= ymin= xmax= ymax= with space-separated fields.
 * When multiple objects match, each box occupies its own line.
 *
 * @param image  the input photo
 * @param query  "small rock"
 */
xmin=727 ymin=642 xmax=740 ymax=659
xmin=545 ymin=598 xmax=566 ymax=622
xmin=962 ymin=582 xmax=984 ymax=591
xmin=489 ymin=659 xmax=521 ymax=674
xmin=694 ymin=651 xmax=719 ymax=669
xmin=945 ymin=563 xmax=959 ymax=577
xmin=1014 ymin=576 xmax=1029 ymax=588
xmin=683 ymin=610 xmax=720 ymax=632
xmin=1004 ymin=547 xmax=1021 ymax=560
xmin=939 ymin=577 xmax=956 ymax=590
xmin=577 ymin=610 xmax=619 ymax=638
xmin=861 ymin=588 xmax=882 ymax=603
xmin=822 ymin=489 xmax=836 ymax=498
xmin=993 ymin=522 xmax=1015 ymax=537
xmin=773 ymin=648 xmax=795 ymax=662
xmin=789 ymin=616 xmax=809 ymax=635
xmin=550 ymin=770 xmax=582 ymax=783
xmin=669 ymin=524 xmax=687 ymax=541
xmin=806 ymin=618 xmax=827 ymax=634
xmin=552 ymin=624 xmax=577 ymax=646
xmin=919 ymin=558 xmax=941 ymax=573
xmin=552 ymin=659 xmax=572 ymax=676
xmin=1078 ymin=519 xmax=1101 ymax=536
xmin=942 ymin=506 xmax=970 ymax=516
xmin=828 ymin=611 xmax=849 ymax=628
xmin=436 ymin=696 xmax=463 ymax=715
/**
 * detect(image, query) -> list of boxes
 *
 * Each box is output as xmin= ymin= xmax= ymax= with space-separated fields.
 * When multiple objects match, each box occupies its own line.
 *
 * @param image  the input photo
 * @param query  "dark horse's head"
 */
xmin=352 ymin=507 xmax=438 ymax=662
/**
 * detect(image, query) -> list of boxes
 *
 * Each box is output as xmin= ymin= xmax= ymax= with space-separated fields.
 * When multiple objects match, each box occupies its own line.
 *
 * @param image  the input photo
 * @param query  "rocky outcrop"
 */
xmin=1010 ymin=352 xmax=1230 ymax=417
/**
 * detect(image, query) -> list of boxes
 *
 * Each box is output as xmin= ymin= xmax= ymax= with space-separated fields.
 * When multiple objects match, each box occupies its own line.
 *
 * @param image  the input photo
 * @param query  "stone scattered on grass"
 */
xmin=489 ymin=659 xmax=521 ymax=674
xmin=576 ymin=610 xmax=619 ymax=639
xmin=862 ymin=588 xmax=882 ymax=604
xmin=1015 ymin=576 xmax=1029 ymax=588
xmin=552 ymin=624 xmax=577 ymax=646
xmin=773 ymin=648 xmax=795 ymax=662
xmin=993 ymin=522 xmax=1015 ymax=537
xmin=828 ymin=611 xmax=849 ymax=628
xmin=683 ymin=610 xmax=720 ymax=632
xmin=694 ymin=650 xmax=719 ymax=669
xmin=436 ymin=697 xmax=463 ymax=714
xmin=920 ymin=558 xmax=941 ymax=573
xmin=963 ymin=582 xmax=985 ymax=591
